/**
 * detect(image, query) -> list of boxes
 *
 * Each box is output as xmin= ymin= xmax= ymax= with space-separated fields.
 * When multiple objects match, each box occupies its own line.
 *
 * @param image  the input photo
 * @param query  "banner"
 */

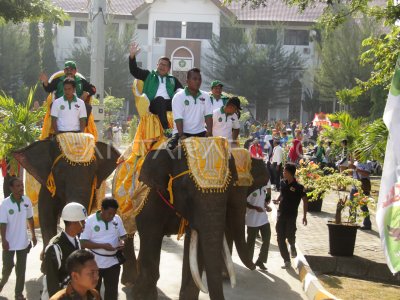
xmin=377 ymin=56 xmax=400 ymax=273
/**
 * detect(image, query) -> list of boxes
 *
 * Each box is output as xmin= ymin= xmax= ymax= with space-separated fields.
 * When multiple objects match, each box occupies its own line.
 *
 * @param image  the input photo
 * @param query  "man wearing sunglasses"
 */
xmin=42 ymin=202 xmax=87 ymax=299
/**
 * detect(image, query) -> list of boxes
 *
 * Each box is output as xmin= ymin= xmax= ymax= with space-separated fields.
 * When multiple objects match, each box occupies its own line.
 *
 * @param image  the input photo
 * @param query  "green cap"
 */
xmin=64 ymin=61 xmax=77 ymax=69
xmin=211 ymin=80 xmax=223 ymax=88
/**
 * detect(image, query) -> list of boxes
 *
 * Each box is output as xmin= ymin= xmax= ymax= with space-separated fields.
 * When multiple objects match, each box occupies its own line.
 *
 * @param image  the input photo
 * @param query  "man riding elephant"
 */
xmin=129 ymin=41 xmax=183 ymax=131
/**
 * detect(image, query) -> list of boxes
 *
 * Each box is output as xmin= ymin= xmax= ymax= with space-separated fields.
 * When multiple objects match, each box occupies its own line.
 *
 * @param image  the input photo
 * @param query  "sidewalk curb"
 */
xmin=294 ymin=247 xmax=340 ymax=300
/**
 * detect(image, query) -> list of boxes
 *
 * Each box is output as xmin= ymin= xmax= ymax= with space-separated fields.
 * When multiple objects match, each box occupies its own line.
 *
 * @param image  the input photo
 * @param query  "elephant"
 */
xmin=12 ymin=138 xmax=120 ymax=251
xmin=130 ymin=146 xmax=270 ymax=300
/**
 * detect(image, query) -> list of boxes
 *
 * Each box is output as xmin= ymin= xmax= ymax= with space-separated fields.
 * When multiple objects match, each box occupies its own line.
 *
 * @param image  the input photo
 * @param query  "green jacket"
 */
xmin=143 ymin=70 xmax=176 ymax=101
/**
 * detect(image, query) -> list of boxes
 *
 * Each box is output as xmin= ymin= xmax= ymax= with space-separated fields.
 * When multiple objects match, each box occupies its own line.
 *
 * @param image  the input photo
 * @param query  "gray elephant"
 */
xmin=130 ymin=145 xmax=269 ymax=300
xmin=13 ymin=138 xmax=120 ymax=251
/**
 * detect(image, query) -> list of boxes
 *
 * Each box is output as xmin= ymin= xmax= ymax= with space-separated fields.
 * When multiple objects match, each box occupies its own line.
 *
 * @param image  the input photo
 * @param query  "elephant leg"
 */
xmin=179 ymin=230 xmax=202 ymax=300
xmin=132 ymin=227 xmax=164 ymax=300
xmin=121 ymin=235 xmax=138 ymax=286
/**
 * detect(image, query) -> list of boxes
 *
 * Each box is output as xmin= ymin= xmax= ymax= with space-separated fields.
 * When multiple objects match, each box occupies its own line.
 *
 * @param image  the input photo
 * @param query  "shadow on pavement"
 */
xmin=26 ymin=277 xmax=43 ymax=300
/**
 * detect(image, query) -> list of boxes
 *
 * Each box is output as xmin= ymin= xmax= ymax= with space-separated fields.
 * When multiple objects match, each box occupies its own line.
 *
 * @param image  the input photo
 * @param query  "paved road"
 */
xmin=0 ymin=171 xmax=307 ymax=300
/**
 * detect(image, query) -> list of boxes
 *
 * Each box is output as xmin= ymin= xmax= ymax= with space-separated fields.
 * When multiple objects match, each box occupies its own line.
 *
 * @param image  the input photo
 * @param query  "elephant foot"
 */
xmin=132 ymin=285 xmax=158 ymax=300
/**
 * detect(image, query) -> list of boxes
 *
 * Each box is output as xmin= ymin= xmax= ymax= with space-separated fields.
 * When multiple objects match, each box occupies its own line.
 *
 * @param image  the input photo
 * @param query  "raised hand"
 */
xmin=129 ymin=41 xmax=141 ymax=58
xmin=39 ymin=72 xmax=49 ymax=85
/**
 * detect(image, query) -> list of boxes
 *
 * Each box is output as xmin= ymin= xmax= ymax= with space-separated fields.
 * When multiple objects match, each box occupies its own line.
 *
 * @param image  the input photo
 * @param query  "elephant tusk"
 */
xmin=222 ymin=234 xmax=236 ymax=288
xmin=189 ymin=229 xmax=209 ymax=294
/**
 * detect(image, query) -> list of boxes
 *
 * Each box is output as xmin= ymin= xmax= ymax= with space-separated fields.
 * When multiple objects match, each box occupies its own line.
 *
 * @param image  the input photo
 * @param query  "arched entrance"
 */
xmin=171 ymin=47 xmax=194 ymax=85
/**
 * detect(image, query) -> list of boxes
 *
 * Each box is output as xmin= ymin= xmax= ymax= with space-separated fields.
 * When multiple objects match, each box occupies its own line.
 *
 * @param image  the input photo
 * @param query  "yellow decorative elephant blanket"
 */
xmin=56 ymin=132 xmax=96 ymax=164
xmin=231 ymin=148 xmax=254 ymax=187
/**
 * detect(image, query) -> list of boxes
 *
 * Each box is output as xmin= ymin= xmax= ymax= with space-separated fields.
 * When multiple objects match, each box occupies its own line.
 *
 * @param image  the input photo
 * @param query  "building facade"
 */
xmin=53 ymin=0 xmax=324 ymax=122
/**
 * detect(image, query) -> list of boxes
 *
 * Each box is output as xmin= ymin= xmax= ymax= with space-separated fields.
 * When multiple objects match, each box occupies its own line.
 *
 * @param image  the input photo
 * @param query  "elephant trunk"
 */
xmin=227 ymin=189 xmax=256 ymax=270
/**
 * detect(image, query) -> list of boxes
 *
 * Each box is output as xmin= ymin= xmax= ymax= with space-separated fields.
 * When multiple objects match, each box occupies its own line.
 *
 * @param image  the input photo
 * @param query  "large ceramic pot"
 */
xmin=327 ymin=222 xmax=359 ymax=256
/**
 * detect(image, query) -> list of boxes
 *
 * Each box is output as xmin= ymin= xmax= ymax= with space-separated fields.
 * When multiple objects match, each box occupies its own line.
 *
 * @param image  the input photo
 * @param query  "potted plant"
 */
xmin=297 ymin=160 xmax=329 ymax=212
xmin=310 ymin=171 xmax=372 ymax=256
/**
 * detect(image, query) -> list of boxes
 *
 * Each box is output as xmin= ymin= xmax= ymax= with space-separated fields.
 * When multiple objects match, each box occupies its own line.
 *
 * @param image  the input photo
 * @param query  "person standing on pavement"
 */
xmin=270 ymin=139 xmax=284 ymax=191
xmin=274 ymin=164 xmax=308 ymax=269
xmin=348 ymin=153 xmax=372 ymax=230
xmin=288 ymin=131 xmax=303 ymax=165
xmin=50 ymin=249 xmax=100 ymax=300
xmin=43 ymin=202 xmax=88 ymax=299
xmin=0 ymin=177 xmax=37 ymax=300
xmin=80 ymin=198 xmax=127 ymax=300
xmin=245 ymin=181 xmax=272 ymax=270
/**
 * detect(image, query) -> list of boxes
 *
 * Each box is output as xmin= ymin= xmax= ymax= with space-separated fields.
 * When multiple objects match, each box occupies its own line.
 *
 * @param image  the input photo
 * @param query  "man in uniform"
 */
xmin=50 ymin=249 xmax=100 ymax=300
xmin=209 ymin=80 xmax=229 ymax=112
xmin=129 ymin=42 xmax=183 ymax=130
xmin=80 ymin=198 xmax=127 ymax=300
xmin=168 ymin=68 xmax=213 ymax=149
xmin=51 ymin=78 xmax=87 ymax=134
xmin=39 ymin=61 xmax=96 ymax=103
xmin=0 ymin=177 xmax=37 ymax=300
xmin=43 ymin=202 xmax=87 ymax=298
xmin=212 ymin=97 xmax=241 ymax=145
xmin=274 ymin=164 xmax=308 ymax=269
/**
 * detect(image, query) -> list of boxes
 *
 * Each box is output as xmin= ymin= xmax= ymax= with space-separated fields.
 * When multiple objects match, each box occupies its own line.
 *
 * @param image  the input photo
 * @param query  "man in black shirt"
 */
xmin=274 ymin=163 xmax=308 ymax=268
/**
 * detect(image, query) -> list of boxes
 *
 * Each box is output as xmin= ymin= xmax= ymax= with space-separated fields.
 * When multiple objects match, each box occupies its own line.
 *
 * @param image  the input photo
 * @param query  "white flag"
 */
xmin=377 ymin=56 xmax=400 ymax=273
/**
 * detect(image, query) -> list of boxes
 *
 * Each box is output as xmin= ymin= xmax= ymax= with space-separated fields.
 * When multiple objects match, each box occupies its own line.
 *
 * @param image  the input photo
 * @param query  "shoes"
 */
xmin=255 ymin=260 xmax=267 ymax=270
xmin=290 ymin=246 xmax=297 ymax=258
xmin=281 ymin=261 xmax=291 ymax=269
xmin=359 ymin=226 xmax=371 ymax=230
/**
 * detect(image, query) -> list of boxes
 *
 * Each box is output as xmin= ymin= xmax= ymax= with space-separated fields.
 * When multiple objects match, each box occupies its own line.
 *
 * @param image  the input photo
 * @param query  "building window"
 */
xmin=186 ymin=22 xmax=212 ymax=39
xmin=220 ymin=27 xmax=245 ymax=44
xmin=63 ymin=20 xmax=71 ymax=26
xmin=74 ymin=21 xmax=87 ymax=37
xmin=155 ymin=21 xmax=181 ymax=38
xmin=256 ymin=28 xmax=277 ymax=44
xmin=284 ymin=30 xmax=309 ymax=46
xmin=137 ymin=24 xmax=148 ymax=30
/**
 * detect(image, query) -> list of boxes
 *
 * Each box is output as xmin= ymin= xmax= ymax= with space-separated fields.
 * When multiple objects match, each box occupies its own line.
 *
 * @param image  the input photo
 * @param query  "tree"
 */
xmin=24 ymin=22 xmax=41 ymax=87
xmin=104 ymin=95 xmax=125 ymax=124
xmin=0 ymin=0 xmax=66 ymax=23
xmin=0 ymin=22 xmax=29 ymax=100
xmin=70 ymin=22 xmax=135 ymax=102
xmin=204 ymin=27 xmax=304 ymax=121
xmin=315 ymin=16 xmax=384 ymax=117
xmin=41 ymin=22 xmax=58 ymax=73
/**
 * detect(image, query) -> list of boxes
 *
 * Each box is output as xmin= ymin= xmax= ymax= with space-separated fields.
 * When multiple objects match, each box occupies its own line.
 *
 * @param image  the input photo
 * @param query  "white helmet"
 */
xmin=61 ymin=202 xmax=87 ymax=222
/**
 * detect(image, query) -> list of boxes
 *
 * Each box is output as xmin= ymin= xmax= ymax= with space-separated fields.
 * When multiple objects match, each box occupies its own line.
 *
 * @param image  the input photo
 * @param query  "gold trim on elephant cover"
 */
xmin=182 ymin=137 xmax=231 ymax=192
xmin=231 ymin=148 xmax=254 ymax=187
xmin=56 ymin=132 xmax=96 ymax=164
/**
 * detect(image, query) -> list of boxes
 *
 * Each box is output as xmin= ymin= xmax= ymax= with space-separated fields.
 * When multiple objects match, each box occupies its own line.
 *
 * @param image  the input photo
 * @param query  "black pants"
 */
xmin=149 ymin=96 xmax=172 ymax=130
xmin=167 ymin=131 xmax=206 ymax=150
xmin=247 ymin=223 xmax=271 ymax=263
xmin=272 ymin=162 xmax=282 ymax=190
xmin=96 ymin=264 xmax=120 ymax=300
xmin=276 ymin=215 xmax=297 ymax=262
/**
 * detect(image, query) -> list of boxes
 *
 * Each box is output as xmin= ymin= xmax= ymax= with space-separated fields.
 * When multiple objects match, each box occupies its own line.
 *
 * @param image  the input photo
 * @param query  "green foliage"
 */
xmin=0 ymin=0 xmax=66 ymax=24
xmin=356 ymin=118 xmax=388 ymax=164
xmin=71 ymin=21 xmax=135 ymax=102
xmin=41 ymin=22 xmax=58 ymax=73
xmin=24 ymin=22 xmax=41 ymax=87
xmin=0 ymin=86 xmax=44 ymax=172
xmin=104 ymin=95 xmax=125 ymax=124
xmin=204 ymin=25 xmax=304 ymax=121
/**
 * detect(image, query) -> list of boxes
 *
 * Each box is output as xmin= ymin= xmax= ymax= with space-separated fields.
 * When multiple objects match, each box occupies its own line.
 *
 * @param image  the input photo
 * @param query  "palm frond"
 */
xmin=356 ymin=118 xmax=388 ymax=164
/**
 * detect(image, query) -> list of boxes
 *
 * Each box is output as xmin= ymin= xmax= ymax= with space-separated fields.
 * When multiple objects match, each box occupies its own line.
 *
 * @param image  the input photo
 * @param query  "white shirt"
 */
xmin=245 ymin=182 xmax=271 ymax=227
xmin=80 ymin=211 xmax=127 ymax=269
xmin=0 ymin=195 xmax=33 ymax=250
xmin=212 ymin=107 xmax=240 ymax=141
xmin=155 ymin=76 xmax=170 ymax=99
xmin=210 ymin=94 xmax=228 ymax=112
xmin=51 ymin=96 xmax=87 ymax=132
xmin=172 ymin=87 xmax=213 ymax=134
xmin=271 ymin=145 xmax=283 ymax=164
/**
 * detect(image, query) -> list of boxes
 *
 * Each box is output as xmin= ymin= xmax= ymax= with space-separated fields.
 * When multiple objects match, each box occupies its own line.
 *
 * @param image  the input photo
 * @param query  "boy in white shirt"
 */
xmin=245 ymin=181 xmax=272 ymax=270
xmin=212 ymin=97 xmax=241 ymax=145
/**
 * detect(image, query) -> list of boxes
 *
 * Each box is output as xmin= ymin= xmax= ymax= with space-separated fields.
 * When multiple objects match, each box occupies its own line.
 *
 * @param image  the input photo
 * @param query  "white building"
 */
xmin=53 ymin=0 xmax=324 ymax=122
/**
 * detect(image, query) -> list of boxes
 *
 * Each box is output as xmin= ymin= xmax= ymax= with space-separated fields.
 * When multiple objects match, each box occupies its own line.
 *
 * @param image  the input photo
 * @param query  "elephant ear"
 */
xmin=95 ymin=142 xmax=120 ymax=188
xmin=13 ymin=140 xmax=54 ymax=186
xmin=139 ymin=149 xmax=172 ymax=190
